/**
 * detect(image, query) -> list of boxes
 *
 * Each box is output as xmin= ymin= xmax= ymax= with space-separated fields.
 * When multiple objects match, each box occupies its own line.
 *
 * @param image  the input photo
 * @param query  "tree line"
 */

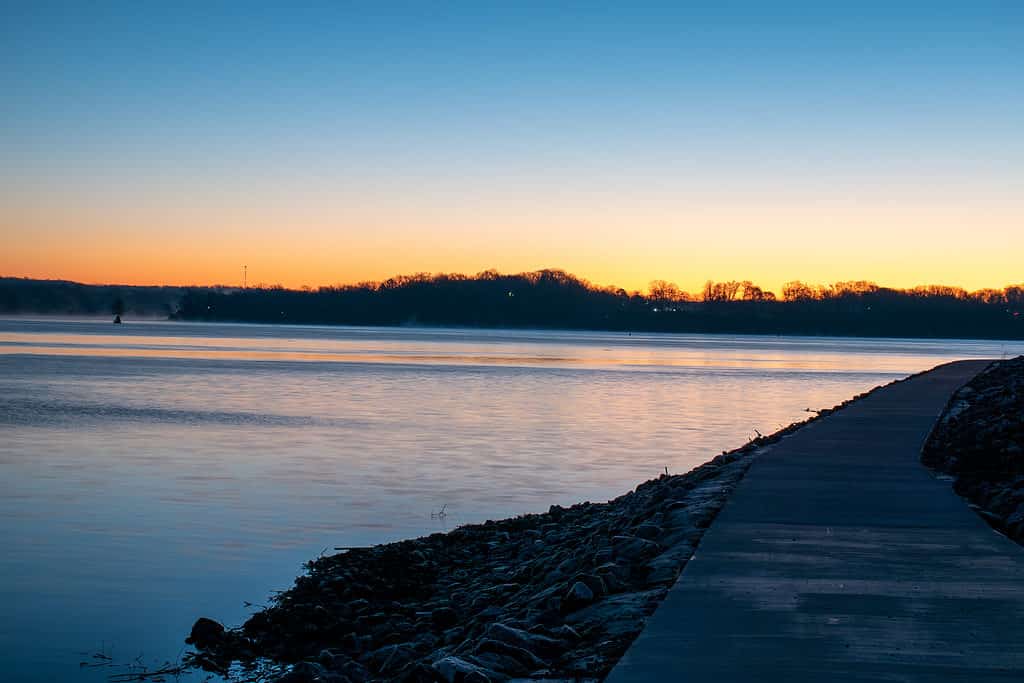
xmin=3 ymin=271 xmax=1022 ymax=339
xmin=172 ymin=270 xmax=1024 ymax=339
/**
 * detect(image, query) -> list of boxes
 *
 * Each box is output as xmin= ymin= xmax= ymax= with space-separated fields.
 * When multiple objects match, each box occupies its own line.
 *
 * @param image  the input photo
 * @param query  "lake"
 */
xmin=2 ymin=319 xmax=1022 ymax=681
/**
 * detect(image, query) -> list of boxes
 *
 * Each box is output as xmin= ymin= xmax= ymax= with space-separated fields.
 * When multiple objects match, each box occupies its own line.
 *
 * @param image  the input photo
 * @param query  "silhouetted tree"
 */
xmin=649 ymin=280 xmax=684 ymax=309
xmin=703 ymin=280 xmax=742 ymax=302
xmin=4 ymin=273 xmax=1022 ymax=339
xmin=740 ymin=281 xmax=774 ymax=301
xmin=782 ymin=281 xmax=816 ymax=302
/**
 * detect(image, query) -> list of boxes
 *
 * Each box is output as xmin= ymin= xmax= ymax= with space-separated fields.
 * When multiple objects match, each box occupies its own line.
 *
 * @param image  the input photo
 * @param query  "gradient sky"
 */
xmin=2 ymin=1 xmax=1022 ymax=294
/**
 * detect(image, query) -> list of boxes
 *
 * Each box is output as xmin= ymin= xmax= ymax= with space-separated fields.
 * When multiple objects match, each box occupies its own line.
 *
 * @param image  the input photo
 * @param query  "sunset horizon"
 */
xmin=3 ymin=265 xmax=1024 ymax=300
xmin=4 ymin=4 xmax=1024 ymax=682
xmin=4 ymin=3 xmax=1022 ymax=299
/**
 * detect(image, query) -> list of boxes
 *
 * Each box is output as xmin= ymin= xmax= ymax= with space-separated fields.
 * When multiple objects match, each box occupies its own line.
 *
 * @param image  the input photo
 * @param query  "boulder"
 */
xmin=186 ymin=617 xmax=226 ymax=649
xmin=565 ymin=590 xmax=663 ymax=637
xmin=432 ymin=606 xmax=458 ymax=631
xmin=474 ymin=637 xmax=546 ymax=669
xmin=561 ymin=581 xmax=595 ymax=613
xmin=611 ymin=535 xmax=660 ymax=562
xmin=365 ymin=643 xmax=417 ymax=675
xmin=635 ymin=523 xmax=663 ymax=540
xmin=573 ymin=573 xmax=607 ymax=597
xmin=485 ymin=623 xmax=562 ymax=658
xmin=644 ymin=544 xmax=696 ymax=585
xmin=433 ymin=655 xmax=496 ymax=682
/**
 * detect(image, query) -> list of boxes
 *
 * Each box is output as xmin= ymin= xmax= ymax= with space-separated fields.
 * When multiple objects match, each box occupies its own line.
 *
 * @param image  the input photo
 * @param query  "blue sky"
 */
xmin=2 ymin=1 xmax=1022 ymax=291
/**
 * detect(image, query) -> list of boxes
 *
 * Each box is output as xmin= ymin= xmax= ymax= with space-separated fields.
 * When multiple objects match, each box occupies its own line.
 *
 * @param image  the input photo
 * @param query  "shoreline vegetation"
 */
xmin=3 ymin=271 xmax=1024 ymax=339
xmin=177 ymin=385 xmax=892 ymax=683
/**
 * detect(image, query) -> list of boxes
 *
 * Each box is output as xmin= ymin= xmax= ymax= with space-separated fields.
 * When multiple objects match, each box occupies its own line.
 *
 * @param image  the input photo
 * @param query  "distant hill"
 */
xmin=0 ymin=277 xmax=205 ymax=318
xmin=3 ymin=272 xmax=1023 ymax=339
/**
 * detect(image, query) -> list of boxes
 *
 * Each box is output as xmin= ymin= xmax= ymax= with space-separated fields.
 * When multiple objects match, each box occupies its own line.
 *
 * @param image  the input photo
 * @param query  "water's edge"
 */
xmin=179 ymin=371 xmax=926 ymax=683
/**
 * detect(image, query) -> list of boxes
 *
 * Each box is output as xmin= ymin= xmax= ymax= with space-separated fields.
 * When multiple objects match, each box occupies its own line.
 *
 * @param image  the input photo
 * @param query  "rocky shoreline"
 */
xmin=184 ymin=388 xmax=888 ymax=683
xmin=923 ymin=355 xmax=1024 ymax=544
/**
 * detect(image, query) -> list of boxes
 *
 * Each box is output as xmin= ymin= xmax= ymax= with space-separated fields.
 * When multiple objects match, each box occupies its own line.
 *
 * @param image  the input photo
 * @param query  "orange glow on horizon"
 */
xmin=3 ymin=191 xmax=1022 ymax=297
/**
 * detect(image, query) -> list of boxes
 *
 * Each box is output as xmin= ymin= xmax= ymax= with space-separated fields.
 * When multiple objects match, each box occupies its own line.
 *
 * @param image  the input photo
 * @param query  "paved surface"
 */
xmin=608 ymin=360 xmax=1024 ymax=682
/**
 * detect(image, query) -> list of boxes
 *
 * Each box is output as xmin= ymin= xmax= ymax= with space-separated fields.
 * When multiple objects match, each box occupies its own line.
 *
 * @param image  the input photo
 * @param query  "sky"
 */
xmin=2 ymin=1 xmax=1022 ymax=294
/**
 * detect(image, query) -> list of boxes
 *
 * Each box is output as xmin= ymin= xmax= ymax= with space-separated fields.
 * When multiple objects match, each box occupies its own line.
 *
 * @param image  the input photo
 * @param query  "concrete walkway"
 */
xmin=608 ymin=360 xmax=1024 ymax=682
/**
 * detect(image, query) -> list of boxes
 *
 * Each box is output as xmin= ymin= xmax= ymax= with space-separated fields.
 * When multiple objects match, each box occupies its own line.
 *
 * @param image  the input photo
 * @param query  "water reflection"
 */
xmin=1 ymin=319 xmax=1021 ymax=682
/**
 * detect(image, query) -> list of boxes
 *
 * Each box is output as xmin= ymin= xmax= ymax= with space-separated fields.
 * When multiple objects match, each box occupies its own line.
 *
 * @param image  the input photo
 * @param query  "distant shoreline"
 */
xmin=4 ymin=273 xmax=1022 ymax=341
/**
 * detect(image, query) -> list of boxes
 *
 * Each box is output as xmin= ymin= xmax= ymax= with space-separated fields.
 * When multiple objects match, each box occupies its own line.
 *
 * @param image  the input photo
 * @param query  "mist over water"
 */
xmin=2 ymin=319 xmax=1022 ymax=681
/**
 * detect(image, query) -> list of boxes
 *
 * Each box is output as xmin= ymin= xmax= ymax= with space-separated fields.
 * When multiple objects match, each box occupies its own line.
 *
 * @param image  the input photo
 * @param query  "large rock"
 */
xmin=376 ymin=643 xmax=421 ymax=675
xmin=611 ymin=535 xmax=660 ymax=562
xmin=484 ymin=623 xmax=562 ymax=658
xmin=573 ymin=573 xmax=607 ymax=597
xmin=561 ymin=580 xmax=595 ymax=613
xmin=185 ymin=617 xmax=226 ymax=649
xmin=644 ymin=543 xmax=696 ymax=586
xmin=474 ymin=638 xmax=546 ymax=668
xmin=565 ymin=590 xmax=663 ymax=637
xmin=433 ymin=655 xmax=496 ymax=682
xmin=634 ymin=523 xmax=663 ymax=540
xmin=432 ymin=606 xmax=458 ymax=631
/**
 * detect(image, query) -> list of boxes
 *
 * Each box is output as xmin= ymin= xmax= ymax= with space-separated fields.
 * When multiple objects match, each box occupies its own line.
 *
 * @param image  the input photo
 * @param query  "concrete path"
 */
xmin=608 ymin=360 xmax=1024 ymax=682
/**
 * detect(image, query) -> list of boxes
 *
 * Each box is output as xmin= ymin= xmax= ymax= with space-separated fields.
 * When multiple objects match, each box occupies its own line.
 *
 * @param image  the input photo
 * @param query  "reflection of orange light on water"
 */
xmin=0 ymin=330 xmax=972 ymax=374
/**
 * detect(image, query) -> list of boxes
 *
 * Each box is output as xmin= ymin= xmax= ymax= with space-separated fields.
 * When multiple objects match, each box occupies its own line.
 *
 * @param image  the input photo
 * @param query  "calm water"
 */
xmin=2 ymin=319 xmax=1022 ymax=681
